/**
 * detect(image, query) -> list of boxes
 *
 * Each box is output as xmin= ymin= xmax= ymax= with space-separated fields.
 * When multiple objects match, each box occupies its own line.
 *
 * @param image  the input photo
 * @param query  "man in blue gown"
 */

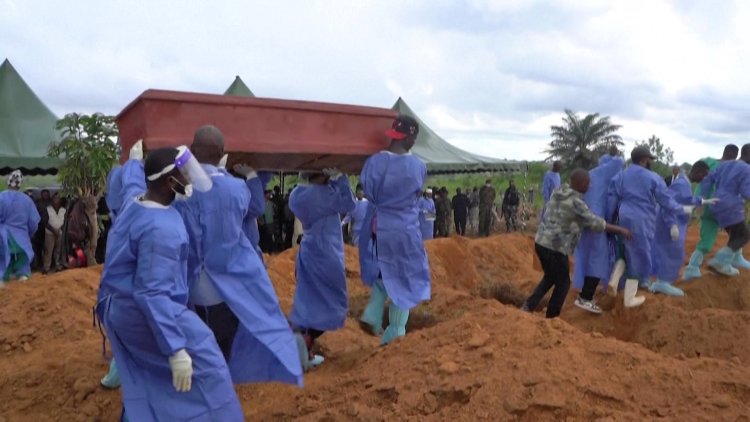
xmin=607 ymin=147 xmax=688 ymax=308
xmin=175 ymin=125 xmax=302 ymax=386
xmin=701 ymin=144 xmax=750 ymax=276
xmin=542 ymin=160 xmax=562 ymax=216
xmin=0 ymin=170 xmax=39 ymax=286
xmin=357 ymin=114 xmax=431 ymax=345
xmin=650 ymin=161 xmax=712 ymax=296
xmin=288 ymin=169 xmax=355 ymax=370
xmin=342 ymin=185 xmax=369 ymax=245
xmin=96 ymin=147 xmax=243 ymax=422
xmin=417 ymin=188 xmax=436 ymax=241
xmin=572 ymin=151 xmax=624 ymax=314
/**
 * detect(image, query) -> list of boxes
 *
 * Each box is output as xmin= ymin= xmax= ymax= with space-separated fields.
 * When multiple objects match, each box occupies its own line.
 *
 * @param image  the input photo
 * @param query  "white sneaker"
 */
xmin=18 ymin=276 xmax=29 ymax=282
xmin=574 ymin=297 xmax=602 ymax=314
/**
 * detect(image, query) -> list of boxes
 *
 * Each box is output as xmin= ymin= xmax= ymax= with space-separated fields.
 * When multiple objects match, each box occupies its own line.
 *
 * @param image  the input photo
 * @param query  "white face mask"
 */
xmin=174 ymin=183 xmax=193 ymax=201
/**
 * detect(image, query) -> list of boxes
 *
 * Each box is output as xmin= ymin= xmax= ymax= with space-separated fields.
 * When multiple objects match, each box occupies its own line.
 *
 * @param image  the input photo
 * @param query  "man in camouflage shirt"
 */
xmin=521 ymin=169 xmax=631 ymax=318
xmin=478 ymin=179 xmax=496 ymax=237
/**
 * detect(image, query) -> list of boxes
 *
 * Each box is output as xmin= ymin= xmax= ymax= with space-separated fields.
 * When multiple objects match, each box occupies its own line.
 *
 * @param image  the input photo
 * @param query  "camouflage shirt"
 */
xmin=535 ymin=184 xmax=606 ymax=255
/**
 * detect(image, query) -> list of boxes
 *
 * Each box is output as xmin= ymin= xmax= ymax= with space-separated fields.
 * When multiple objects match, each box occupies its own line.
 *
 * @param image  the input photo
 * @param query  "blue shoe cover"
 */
xmin=732 ymin=249 xmax=750 ymax=270
xmin=683 ymin=251 xmax=703 ymax=281
xmin=649 ymin=280 xmax=685 ymax=297
xmin=309 ymin=355 xmax=325 ymax=367
xmin=381 ymin=304 xmax=409 ymax=346
xmin=708 ymin=247 xmax=740 ymax=277
xmin=360 ymin=280 xmax=386 ymax=335
xmin=101 ymin=359 xmax=121 ymax=389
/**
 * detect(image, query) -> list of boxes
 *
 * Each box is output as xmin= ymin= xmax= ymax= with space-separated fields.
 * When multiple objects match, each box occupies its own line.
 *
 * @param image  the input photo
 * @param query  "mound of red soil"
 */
xmin=0 ymin=226 xmax=748 ymax=421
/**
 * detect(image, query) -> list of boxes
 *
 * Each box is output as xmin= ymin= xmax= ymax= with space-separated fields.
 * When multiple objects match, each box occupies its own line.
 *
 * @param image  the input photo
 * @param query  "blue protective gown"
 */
xmin=174 ymin=165 xmax=303 ymax=386
xmin=288 ymin=177 xmax=356 ymax=331
xmin=651 ymin=174 xmax=698 ymax=282
xmin=607 ymin=165 xmax=684 ymax=279
xmin=417 ymin=197 xmax=436 ymax=240
xmin=357 ymin=151 xmax=431 ymax=310
xmin=0 ymin=190 xmax=40 ymax=276
xmin=105 ymin=165 xmax=123 ymax=219
xmin=572 ymin=157 xmax=624 ymax=289
xmin=542 ymin=171 xmax=561 ymax=204
xmin=343 ymin=198 xmax=369 ymax=245
xmin=237 ymin=171 xmax=272 ymax=263
xmin=97 ymin=198 xmax=243 ymax=422
xmin=699 ymin=160 xmax=750 ymax=228
xmin=107 ymin=160 xmax=147 ymax=221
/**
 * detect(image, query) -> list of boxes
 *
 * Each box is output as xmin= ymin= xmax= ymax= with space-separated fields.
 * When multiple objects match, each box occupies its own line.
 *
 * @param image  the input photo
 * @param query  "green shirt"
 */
xmin=694 ymin=157 xmax=719 ymax=197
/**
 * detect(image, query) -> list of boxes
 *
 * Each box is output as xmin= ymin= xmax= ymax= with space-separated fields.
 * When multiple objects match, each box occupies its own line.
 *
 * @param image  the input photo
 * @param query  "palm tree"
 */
xmin=546 ymin=109 xmax=624 ymax=170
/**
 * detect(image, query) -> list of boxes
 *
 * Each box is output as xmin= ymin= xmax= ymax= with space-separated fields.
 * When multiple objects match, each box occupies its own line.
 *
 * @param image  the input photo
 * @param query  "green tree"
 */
xmin=546 ymin=109 xmax=624 ymax=170
xmin=634 ymin=135 xmax=674 ymax=165
xmin=48 ymin=113 xmax=119 ymax=265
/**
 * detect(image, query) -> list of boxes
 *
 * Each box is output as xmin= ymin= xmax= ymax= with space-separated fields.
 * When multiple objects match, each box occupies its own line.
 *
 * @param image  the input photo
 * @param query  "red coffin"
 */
xmin=116 ymin=89 xmax=398 ymax=173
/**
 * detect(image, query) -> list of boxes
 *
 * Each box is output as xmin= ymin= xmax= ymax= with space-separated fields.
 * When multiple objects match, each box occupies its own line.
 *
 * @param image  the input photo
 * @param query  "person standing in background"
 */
xmin=478 ymin=180 xmax=496 ymax=237
xmin=42 ymin=194 xmax=66 ymax=274
xmin=451 ymin=188 xmax=469 ymax=236
xmin=417 ymin=189 xmax=436 ymax=241
xmin=542 ymin=161 xmax=562 ymax=215
xmin=0 ymin=171 xmax=40 ymax=286
xmin=468 ymin=187 xmax=479 ymax=233
xmin=435 ymin=188 xmax=451 ymax=237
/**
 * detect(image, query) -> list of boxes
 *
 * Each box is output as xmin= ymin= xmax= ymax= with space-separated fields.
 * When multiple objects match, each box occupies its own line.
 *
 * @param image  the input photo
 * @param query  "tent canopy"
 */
xmin=393 ymin=97 xmax=524 ymax=174
xmin=224 ymin=75 xmax=255 ymax=97
xmin=0 ymin=59 xmax=60 ymax=175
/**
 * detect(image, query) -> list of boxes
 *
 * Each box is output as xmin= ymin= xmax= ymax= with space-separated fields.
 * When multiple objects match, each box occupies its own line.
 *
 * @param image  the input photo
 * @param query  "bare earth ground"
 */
xmin=1 ymin=226 xmax=749 ymax=421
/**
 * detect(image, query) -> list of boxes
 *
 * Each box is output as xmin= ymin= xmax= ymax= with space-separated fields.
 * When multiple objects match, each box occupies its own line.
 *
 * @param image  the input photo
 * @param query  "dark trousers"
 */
xmin=478 ymin=207 xmax=492 ymax=237
xmin=580 ymin=276 xmax=599 ymax=301
xmin=525 ymin=243 xmax=570 ymax=318
xmin=454 ymin=215 xmax=467 ymax=236
xmin=726 ymin=221 xmax=750 ymax=251
xmin=194 ymin=302 xmax=240 ymax=361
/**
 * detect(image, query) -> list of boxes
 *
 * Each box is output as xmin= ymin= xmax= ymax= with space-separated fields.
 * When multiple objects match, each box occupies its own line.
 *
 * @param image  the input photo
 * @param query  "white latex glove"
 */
xmin=233 ymin=164 xmax=258 ymax=180
xmin=218 ymin=154 xmax=228 ymax=169
xmin=670 ymin=224 xmax=679 ymax=241
xmin=702 ymin=197 xmax=720 ymax=206
xmin=168 ymin=349 xmax=193 ymax=393
xmin=323 ymin=168 xmax=343 ymax=180
xmin=682 ymin=205 xmax=695 ymax=214
xmin=129 ymin=140 xmax=143 ymax=161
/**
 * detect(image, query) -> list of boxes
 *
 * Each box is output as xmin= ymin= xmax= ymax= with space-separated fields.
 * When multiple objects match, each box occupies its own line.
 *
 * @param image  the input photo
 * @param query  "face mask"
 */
xmin=171 ymin=177 xmax=193 ymax=201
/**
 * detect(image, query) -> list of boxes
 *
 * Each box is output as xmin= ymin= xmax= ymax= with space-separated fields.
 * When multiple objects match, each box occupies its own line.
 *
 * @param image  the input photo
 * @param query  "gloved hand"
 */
xmin=168 ymin=349 xmax=193 ymax=393
xmin=233 ymin=164 xmax=258 ymax=180
xmin=218 ymin=154 xmax=228 ymax=169
xmin=129 ymin=140 xmax=143 ymax=161
xmin=670 ymin=224 xmax=679 ymax=241
xmin=682 ymin=205 xmax=695 ymax=214
xmin=702 ymin=197 xmax=720 ymax=206
xmin=323 ymin=168 xmax=343 ymax=180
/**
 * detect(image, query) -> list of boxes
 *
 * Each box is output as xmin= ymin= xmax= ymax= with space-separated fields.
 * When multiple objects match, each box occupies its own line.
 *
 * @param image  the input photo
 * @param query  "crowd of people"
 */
xmin=1 ymin=112 xmax=747 ymax=420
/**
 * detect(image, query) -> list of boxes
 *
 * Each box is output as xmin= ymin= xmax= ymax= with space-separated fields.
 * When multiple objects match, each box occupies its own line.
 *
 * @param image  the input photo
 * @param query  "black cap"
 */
xmin=144 ymin=147 xmax=179 ymax=182
xmin=631 ymin=146 xmax=656 ymax=162
xmin=385 ymin=114 xmax=419 ymax=140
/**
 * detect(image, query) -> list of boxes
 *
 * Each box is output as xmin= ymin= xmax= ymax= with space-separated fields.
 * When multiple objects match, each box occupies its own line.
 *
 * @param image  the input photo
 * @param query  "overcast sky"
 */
xmin=2 ymin=0 xmax=747 ymax=164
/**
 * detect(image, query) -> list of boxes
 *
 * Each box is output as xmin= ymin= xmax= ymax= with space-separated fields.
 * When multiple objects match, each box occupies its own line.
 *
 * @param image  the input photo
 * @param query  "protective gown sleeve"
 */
xmin=26 ymin=199 xmax=41 ymax=237
xmin=119 ymin=159 xmax=147 ymax=205
xmin=740 ymin=166 xmax=750 ymax=200
xmin=245 ymin=176 xmax=266 ymax=218
xmin=330 ymin=177 xmax=357 ymax=214
xmin=606 ymin=173 xmax=623 ymax=223
xmin=698 ymin=171 xmax=716 ymax=200
xmin=542 ymin=173 xmax=553 ymax=202
xmin=131 ymin=225 xmax=188 ymax=356
xmin=654 ymin=177 xmax=686 ymax=216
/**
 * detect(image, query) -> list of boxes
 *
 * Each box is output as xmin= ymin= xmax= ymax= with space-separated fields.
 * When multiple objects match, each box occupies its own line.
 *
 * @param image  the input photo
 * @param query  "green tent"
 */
xmin=393 ymin=97 xmax=524 ymax=174
xmin=224 ymin=75 xmax=255 ymax=97
xmin=0 ymin=59 xmax=60 ymax=175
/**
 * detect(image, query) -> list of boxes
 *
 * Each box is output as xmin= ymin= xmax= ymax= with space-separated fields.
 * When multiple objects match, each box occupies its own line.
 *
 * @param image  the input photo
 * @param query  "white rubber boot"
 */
xmin=607 ymin=259 xmax=626 ymax=297
xmin=623 ymin=279 xmax=645 ymax=308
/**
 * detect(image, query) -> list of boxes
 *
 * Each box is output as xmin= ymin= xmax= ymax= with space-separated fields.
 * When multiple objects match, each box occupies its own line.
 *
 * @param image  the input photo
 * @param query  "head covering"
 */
xmin=7 ymin=170 xmax=23 ymax=188
xmin=425 ymin=188 xmax=433 ymax=194
xmin=631 ymin=146 xmax=656 ymax=162
xmin=144 ymin=147 xmax=180 ymax=182
xmin=385 ymin=114 xmax=419 ymax=140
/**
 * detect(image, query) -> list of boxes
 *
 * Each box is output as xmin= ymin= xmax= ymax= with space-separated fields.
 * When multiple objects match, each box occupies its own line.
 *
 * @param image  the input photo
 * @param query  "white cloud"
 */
xmin=1 ymin=0 xmax=748 ymax=165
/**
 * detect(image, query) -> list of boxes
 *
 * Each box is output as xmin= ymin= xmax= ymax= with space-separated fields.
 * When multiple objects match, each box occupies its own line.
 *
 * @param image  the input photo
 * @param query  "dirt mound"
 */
xmin=1 ymin=226 xmax=749 ymax=420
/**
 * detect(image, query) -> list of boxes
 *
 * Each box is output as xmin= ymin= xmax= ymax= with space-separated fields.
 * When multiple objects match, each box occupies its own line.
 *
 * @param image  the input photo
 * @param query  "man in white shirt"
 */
xmin=43 ymin=194 xmax=66 ymax=274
